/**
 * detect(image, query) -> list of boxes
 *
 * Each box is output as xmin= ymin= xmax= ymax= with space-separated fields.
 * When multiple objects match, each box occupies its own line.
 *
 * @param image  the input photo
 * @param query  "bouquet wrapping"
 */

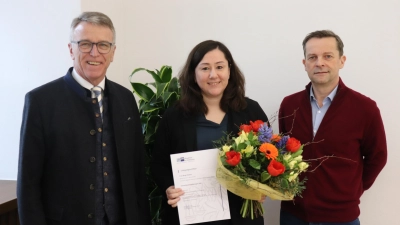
xmin=216 ymin=157 xmax=293 ymax=201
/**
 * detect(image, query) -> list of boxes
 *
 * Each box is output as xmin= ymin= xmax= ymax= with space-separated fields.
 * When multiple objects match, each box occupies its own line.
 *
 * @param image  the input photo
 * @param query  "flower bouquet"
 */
xmin=215 ymin=120 xmax=309 ymax=219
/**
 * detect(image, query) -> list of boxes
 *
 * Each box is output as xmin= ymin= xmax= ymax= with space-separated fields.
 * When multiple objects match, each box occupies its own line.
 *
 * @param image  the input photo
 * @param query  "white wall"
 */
xmin=1 ymin=0 xmax=399 ymax=224
xmin=0 ymin=0 xmax=80 ymax=179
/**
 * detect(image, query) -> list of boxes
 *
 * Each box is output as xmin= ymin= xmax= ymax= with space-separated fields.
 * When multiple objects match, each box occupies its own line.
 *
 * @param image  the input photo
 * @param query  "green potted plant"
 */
xmin=129 ymin=65 xmax=180 ymax=225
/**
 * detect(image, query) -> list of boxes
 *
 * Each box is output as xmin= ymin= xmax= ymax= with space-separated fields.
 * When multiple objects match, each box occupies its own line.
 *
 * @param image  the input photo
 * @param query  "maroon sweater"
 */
xmin=278 ymin=78 xmax=387 ymax=222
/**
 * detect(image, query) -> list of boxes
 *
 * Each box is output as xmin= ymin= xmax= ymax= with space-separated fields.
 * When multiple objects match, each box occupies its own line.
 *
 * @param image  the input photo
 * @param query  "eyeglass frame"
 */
xmin=70 ymin=40 xmax=115 ymax=54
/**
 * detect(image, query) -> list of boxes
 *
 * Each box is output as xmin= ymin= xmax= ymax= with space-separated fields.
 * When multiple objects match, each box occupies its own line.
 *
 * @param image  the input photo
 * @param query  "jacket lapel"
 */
xmin=105 ymin=80 xmax=126 ymax=157
xmin=183 ymin=114 xmax=197 ymax=152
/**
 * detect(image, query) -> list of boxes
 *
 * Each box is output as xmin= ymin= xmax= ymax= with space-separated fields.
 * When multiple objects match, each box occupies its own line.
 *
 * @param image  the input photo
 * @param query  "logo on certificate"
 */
xmin=176 ymin=156 xmax=194 ymax=163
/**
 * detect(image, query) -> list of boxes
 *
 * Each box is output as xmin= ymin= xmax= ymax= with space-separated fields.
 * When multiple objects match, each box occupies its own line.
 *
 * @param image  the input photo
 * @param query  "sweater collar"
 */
xmin=305 ymin=77 xmax=348 ymax=98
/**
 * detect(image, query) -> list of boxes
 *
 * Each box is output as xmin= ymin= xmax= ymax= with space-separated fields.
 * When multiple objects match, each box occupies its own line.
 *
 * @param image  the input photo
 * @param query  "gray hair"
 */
xmin=302 ymin=30 xmax=344 ymax=57
xmin=70 ymin=12 xmax=116 ymax=43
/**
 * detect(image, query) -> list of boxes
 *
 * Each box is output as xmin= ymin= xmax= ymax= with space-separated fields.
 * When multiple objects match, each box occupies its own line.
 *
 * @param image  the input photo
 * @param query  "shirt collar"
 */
xmin=310 ymin=85 xmax=338 ymax=102
xmin=72 ymin=68 xmax=105 ymax=91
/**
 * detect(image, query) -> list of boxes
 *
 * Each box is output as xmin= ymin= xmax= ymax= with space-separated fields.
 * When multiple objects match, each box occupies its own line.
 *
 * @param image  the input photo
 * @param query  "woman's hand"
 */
xmin=166 ymin=186 xmax=184 ymax=208
xmin=258 ymin=195 xmax=266 ymax=203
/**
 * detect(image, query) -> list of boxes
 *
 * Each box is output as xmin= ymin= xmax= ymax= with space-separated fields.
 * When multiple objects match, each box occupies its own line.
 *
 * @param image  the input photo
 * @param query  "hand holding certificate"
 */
xmin=170 ymin=148 xmax=231 ymax=225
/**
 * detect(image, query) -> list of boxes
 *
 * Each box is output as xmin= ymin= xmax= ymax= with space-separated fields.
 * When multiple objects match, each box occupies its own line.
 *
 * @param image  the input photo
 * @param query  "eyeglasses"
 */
xmin=71 ymin=40 xmax=114 ymax=54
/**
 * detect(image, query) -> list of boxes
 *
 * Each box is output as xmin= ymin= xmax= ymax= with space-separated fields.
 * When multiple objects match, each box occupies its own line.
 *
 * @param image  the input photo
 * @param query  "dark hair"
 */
xmin=302 ymin=30 xmax=344 ymax=57
xmin=178 ymin=40 xmax=247 ymax=114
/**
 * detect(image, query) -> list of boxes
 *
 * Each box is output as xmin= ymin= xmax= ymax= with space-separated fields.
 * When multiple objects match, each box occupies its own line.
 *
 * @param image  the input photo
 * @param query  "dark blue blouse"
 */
xmin=196 ymin=113 xmax=228 ymax=150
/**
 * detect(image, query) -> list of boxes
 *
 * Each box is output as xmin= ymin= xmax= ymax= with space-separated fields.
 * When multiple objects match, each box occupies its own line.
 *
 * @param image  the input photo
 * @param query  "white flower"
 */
xmin=283 ymin=153 xmax=292 ymax=162
xmin=241 ymin=145 xmax=254 ymax=155
xmin=288 ymin=160 xmax=297 ymax=170
xmin=288 ymin=172 xmax=299 ymax=182
xmin=298 ymin=162 xmax=309 ymax=172
xmin=293 ymin=155 xmax=303 ymax=162
xmin=222 ymin=145 xmax=231 ymax=153
xmin=235 ymin=132 xmax=248 ymax=145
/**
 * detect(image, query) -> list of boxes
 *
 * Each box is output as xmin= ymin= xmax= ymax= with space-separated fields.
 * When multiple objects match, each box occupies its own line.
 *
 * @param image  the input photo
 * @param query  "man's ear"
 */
xmin=110 ymin=45 xmax=116 ymax=62
xmin=68 ymin=43 xmax=75 ymax=60
xmin=339 ymin=55 xmax=346 ymax=69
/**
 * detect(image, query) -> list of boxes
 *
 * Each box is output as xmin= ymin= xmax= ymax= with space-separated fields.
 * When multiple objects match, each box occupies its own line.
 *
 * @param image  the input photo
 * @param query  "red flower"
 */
xmin=239 ymin=124 xmax=253 ymax=134
xmin=250 ymin=120 xmax=265 ymax=132
xmin=225 ymin=151 xmax=241 ymax=166
xmin=286 ymin=137 xmax=301 ymax=153
xmin=267 ymin=160 xmax=285 ymax=176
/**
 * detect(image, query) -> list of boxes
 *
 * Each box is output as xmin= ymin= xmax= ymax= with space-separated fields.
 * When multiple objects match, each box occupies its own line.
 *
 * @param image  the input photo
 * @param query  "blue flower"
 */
xmin=276 ymin=135 xmax=289 ymax=152
xmin=258 ymin=123 xmax=273 ymax=143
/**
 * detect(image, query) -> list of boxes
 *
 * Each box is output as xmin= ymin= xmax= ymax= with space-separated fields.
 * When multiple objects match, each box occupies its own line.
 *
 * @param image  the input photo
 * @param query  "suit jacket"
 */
xmin=17 ymin=68 xmax=150 ymax=225
xmin=151 ymin=98 xmax=267 ymax=225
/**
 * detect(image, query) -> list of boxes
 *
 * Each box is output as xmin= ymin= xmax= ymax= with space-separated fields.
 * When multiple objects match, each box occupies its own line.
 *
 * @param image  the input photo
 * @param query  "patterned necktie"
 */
xmin=91 ymin=86 xmax=103 ymax=120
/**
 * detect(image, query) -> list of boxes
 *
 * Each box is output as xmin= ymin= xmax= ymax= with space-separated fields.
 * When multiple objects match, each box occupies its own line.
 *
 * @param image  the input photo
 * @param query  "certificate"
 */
xmin=170 ymin=148 xmax=231 ymax=225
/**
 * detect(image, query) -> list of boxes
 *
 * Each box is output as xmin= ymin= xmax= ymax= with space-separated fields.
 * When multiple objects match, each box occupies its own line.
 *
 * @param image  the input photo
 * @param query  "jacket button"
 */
xmin=88 ymin=213 xmax=94 ymax=218
xmin=98 ymin=128 xmax=102 ymax=132
xmin=104 ymin=188 xmax=109 ymax=192
xmin=95 ymin=113 xmax=100 ymax=118
xmin=90 ymin=130 xmax=96 ymax=135
xmin=89 ymin=184 xmax=94 ymax=190
xmin=104 ymin=172 xmax=108 ymax=176
xmin=92 ymin=99 xmax=97 ymax=104
xmin=102 ymin=143 xmax=107 ymax=147
xmin=90 ymin=157 xmax=96 ymax=162
xmin=103 ymin=157 xmax=107 ymax=161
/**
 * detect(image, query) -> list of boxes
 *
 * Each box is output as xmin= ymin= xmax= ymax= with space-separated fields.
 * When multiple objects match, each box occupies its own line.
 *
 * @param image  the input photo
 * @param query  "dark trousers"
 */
xmin=280 ymin=210 xmax=360 ymax=225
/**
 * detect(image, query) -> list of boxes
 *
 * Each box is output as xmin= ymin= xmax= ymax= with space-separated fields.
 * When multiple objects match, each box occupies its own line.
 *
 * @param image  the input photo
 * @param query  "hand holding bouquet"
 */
xmin=215 ymin=120 xmax=309 ymax=219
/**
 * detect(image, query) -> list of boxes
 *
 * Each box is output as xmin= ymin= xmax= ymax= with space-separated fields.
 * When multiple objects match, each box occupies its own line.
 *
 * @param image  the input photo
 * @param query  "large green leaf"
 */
xmin=162 ymin=92 xmax=178 ymax=107
xmin=147 ymin=108 xmax=160 ymax=117
xmin=146 ymin=115 xmax=159 ymax=136
xmin=168 ymin=77 xmax=179 ymax=92
xmin=146 ymin=70 xmax=162 ymax=83
xmin=159 ymin=66 xmax=172 ymax=83
xmin=261 ymin=171 xmax=271 ymax=182
xmin=140 ymin=116 xmax=148 ymax=134
xmin=131 ymin=83 xmax=155 ymax=102
xmin=144 ymin=133 xmax=154 ymax=144
xmin=249 ymin=159 xmax=261 ymax=170
xmin=149 ymin=82 xmax=156 ymax=88
xmin=130 ymin=67 xmax=147 ymax=77
xmin=167 ymin=94 xmax=179 ymax=108
xmin=130 ymin=67 xmax=162 ymax=83
xmin=149 ymin=95 xmax=163 ymax=107
xmin=138 ymin=100 xmax=147 ymax=113
xmin=237 ymin=143 xmax=247 ymax=151
xmin=290 ymin=149 xmax=303 ymax=159
xmin=156 ymin=82 xmax=167 ymax=98
xmin=281 ymin=179 xmax=289 ymax=189
xmin=141 ymin=102 xmax=161 ymax=113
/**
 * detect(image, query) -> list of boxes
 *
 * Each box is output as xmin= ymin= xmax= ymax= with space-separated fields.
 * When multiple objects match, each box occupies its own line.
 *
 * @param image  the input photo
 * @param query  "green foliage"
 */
xmin=290 ymin=148 xmax=303 ymax=158
xmin=249 ymin=159 xmax=261 ymax=170
xmin=260 ymin=171 xmax=271 ymax=182
xmin=130 ymin=65 xmax=181 ymax=225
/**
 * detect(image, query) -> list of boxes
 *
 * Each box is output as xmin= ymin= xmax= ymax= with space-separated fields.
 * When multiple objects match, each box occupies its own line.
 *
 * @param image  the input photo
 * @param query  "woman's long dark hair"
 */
xmin=178 ymin=40 xmax=247 ymax=114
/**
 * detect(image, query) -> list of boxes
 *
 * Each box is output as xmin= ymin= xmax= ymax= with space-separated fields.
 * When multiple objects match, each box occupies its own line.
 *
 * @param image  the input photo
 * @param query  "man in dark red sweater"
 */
xmin=278 ymin=30 xmax=387 ymax=225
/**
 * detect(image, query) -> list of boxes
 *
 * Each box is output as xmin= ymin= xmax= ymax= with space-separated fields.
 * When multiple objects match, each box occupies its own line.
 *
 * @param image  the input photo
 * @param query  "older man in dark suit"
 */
xmin=17 ymin=12 xmax=150 ymax=225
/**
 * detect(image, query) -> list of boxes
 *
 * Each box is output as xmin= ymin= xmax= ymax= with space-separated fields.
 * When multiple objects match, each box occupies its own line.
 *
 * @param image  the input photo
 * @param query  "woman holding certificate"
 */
xmin=151 ymin=40 xmax=267 ymax=225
